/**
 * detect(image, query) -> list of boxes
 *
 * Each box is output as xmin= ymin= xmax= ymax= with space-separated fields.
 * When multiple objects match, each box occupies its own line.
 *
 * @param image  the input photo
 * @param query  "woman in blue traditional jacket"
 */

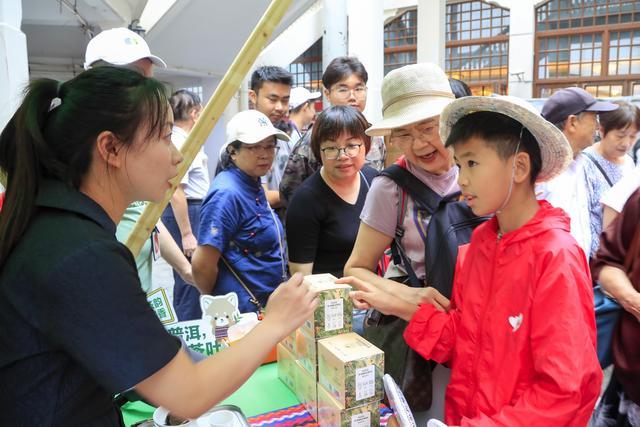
xmin=192 ymin=110 xmax=290 ymax=314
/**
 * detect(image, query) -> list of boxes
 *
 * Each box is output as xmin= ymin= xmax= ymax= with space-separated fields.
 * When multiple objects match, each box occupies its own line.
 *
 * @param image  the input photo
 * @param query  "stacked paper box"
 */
xmin=277 ymin=274 xmax=382 ymax=426
xmin=294 ymin=360 xmax=318 ymax=419
xmin=300 ymin=273 xmax=353 ymax=340
xmin=317 ymin=381 xmax=380 ymax=427
xmin=276 ymin=343 xmax=296 ymax=391
xmin=317 ymin=332 xmax=384 ymax=409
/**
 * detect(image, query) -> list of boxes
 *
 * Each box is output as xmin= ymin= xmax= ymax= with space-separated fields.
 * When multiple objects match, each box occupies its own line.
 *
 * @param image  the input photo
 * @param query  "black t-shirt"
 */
xmin=286 ymin=166 xmax=378 ymax=278
xmin=0 ymin=180 xmax=179 ymax=426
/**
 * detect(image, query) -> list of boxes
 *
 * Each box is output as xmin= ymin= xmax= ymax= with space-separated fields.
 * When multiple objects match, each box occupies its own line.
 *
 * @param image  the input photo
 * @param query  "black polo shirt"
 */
xmin=0 ymin=180 xmax=179 ymax=426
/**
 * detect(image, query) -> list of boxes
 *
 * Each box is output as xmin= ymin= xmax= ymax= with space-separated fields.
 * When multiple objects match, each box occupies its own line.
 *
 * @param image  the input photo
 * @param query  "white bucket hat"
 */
xmin=221 ymin=110 xmax=289 ymax=157
xmin=366 ymin=63 xmax=455 ymax=136
xmin=439 ymin=96 xmax=573 ymax=182
xmin=84 ymin=28 xmax=166 ymax=70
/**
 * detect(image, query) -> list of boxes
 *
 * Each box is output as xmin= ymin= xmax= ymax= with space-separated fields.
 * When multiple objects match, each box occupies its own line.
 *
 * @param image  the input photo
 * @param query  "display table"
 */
xmin=121 ymin=363 xmax=392 ymax=426
xmin=122 ymin=363 xmax=298 ymax=426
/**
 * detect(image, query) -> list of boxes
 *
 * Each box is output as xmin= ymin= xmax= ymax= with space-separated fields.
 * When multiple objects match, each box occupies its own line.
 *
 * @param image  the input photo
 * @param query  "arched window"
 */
xmin=384 ymin=9 xmax=418 ymax=75
xmin=535 ymin=0 xmax=640 ymax=97
xmin=445 ymin=0 xmax=510 ymax=95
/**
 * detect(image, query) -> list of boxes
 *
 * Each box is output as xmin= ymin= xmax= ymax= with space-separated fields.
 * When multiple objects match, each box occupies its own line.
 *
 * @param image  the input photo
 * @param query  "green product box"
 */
xmin=318 ymin=333 xmax=384 ymax=409
xmin=317 ymin=382 xmax=380 ymax=427
xmin=276 ymin=343 xmax=296 ymax=392
xmin=293 ymin=360 xmax=318 ymax=420
xmin=295 ymin=328 xmax=317 ymax=379
xmin=281 ymin=329 xmax=296 ymax=355
xmin=300 ymin=273 xmax=353 ymax=340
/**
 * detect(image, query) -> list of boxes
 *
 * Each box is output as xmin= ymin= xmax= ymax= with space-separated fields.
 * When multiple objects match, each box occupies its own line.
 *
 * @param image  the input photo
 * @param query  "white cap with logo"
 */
xmin=289 ymin=87 xmax=321 ymax=110
xmin=84 ymin=28 xmax=167 ymax=70
xmin=226 ymin=110 xmax=290 ymax=145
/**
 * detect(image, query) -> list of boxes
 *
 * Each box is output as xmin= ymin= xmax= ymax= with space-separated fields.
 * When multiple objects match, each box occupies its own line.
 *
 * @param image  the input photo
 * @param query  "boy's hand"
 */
xmin=339 ymin=276 xmax=417 ymax=321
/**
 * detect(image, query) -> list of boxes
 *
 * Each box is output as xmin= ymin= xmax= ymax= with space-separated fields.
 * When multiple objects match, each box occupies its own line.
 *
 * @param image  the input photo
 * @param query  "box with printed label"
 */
xmin=295 ymin=328 xmax=317 ymax=379
xmin=281 ymin=329 xmax=296 ymax=354
xmin=300 ymin=273 xmax=353 ymax=340
xmin=276 ymin=343 xmax=296 ymax=392
xmin=317 ymin=382 xmax=380 ymax=427
xmin=293 ymin=360 xmax=318 ymax=420
xmin=318 ymin=333 xmax=384 ymax=409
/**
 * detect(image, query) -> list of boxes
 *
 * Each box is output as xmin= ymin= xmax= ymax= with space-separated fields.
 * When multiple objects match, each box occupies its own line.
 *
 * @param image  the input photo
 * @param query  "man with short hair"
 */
xmin=248 ymin=66 xmax=293 ymax=208
xmin=288 ymin=87 xmax=320 ymax=144
xmin=538 ymin=87 xmax=618 ymax=257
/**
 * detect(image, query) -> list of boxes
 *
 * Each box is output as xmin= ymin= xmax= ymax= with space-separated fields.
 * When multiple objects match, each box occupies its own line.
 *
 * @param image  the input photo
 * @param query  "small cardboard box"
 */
xmin=318 ymin=333 xmax=384 ymax=409
xmin=300 ymin=273 xmax=353 ymax=340
xmin=293 ymin=360 xmax=318 ymax=420
xmin=281 ymin=329 xmax=296 ymax=355
xmin=295 ymin=328 xmax=317 ymax=379
xmin=317 ymin=383 xmax=380 ymax=427
xmin=276 ymin=343 xmax=296 ymax=392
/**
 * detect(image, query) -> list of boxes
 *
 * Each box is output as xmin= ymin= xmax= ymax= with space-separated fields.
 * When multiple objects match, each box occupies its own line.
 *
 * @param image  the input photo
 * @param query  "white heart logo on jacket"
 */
xmin=508 ymin=313 xmax=523 ymax=332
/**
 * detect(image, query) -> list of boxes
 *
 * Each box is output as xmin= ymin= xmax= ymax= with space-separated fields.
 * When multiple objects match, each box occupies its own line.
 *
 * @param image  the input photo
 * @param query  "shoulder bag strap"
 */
xmin=385 ymin=167 xmax=423 ymax=288
xmin=220 ymin=256 xmax=264 ymax=314
xmin=380 ymin=164 xmax=443 ymax=214
xmin=359 ymin=170 xmax=371 ymax=191
xmin=583 ymin=151 xmax=614 ymax=187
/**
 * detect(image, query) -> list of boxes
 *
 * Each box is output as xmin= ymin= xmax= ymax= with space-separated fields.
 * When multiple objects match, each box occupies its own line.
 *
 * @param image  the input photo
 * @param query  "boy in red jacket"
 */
xmin=344 ymin=96 xmax=602 ymax=426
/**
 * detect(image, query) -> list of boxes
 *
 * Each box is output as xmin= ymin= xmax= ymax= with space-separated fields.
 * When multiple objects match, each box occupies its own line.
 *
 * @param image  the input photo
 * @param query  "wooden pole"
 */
xmin=126 ymin=0 xmax=292 ymax=256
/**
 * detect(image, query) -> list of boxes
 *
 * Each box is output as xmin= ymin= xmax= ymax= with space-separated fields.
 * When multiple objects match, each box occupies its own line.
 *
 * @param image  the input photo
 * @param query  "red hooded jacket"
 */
xmin=404 ymin=201 xmax=602 ymax=426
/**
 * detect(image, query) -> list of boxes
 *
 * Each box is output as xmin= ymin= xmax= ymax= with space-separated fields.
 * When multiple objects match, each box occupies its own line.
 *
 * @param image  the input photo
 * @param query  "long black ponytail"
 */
xmin=0 ymin=67 xmax=169 ymax=267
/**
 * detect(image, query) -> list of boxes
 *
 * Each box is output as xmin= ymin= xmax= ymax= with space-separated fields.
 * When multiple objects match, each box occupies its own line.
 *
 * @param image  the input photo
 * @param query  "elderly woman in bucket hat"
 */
xmin=342 ymin=63 xmax=460 ymax=418
xmin=344 ymin=63 xmax=459 ymax=317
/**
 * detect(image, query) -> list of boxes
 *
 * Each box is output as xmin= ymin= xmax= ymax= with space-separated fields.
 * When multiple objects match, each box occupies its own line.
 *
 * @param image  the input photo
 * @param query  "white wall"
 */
xmin=1 ymin=0 xmax=29 ymax=131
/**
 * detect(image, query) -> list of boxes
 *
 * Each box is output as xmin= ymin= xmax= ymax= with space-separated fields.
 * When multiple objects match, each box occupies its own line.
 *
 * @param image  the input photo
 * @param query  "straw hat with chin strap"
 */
xmin=366 ymin=63 xmax=455 ymax=137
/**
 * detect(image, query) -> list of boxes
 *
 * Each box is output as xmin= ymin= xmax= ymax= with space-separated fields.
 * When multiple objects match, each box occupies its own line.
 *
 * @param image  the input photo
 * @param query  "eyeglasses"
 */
xmin=242 ymin=143 xmax=278 ymax=155
xmin=320 ymin=143 xmax=363 ymax=160
xmin=331 ymin=86 xmax=368 ymax=100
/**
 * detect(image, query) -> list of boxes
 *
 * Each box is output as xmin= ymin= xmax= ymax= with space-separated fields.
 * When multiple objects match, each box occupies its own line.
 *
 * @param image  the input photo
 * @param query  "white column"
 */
xmin=507 ymin=1 xmax=535 ymax=98
xmin=347 ymin=0 xmax=384 ymax=122
xmin=323 ymin=0 xmax=348 ymax=108
xmin=417 ymin=0 xmax=446 ymax=68
xmin=0 ymin=0 xmax=29 ymax=132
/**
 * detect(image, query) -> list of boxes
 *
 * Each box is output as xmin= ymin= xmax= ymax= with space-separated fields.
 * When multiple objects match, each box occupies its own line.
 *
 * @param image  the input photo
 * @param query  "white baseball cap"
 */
xmin=84 ymin=28 xmax=167 ymax=70
xmin=289 ymin=87 xmax=321 ymax=110
xmin=225 ymin=110 xmax=290 ymax=146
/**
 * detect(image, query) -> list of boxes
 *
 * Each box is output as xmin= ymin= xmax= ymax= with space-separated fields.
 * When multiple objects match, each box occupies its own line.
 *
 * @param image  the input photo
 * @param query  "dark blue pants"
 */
xmin=161 ymin=201 xmax=203 ymax=321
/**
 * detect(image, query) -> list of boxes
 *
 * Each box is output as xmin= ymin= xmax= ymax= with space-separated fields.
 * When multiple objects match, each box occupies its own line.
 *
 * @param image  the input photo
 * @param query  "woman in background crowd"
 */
xmin=582 ymin=101 xmax=639 ymax=258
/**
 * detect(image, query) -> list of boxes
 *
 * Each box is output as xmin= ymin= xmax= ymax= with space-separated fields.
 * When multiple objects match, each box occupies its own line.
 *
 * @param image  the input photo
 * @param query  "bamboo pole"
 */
xmin=126 ymin=0 xmax=292 ymax=256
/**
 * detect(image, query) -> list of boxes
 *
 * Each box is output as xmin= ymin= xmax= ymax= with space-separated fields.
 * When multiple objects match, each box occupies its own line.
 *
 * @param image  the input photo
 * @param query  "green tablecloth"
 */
xmin=122 ymin=363 xmax=299 ymax=426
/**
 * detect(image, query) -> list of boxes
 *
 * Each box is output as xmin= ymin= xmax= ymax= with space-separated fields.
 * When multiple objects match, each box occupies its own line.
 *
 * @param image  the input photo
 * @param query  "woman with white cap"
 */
xmin=343 ymin=63 xmax=460 ymax=417
xmin=192 ymin=110 xmax=290 ymax=314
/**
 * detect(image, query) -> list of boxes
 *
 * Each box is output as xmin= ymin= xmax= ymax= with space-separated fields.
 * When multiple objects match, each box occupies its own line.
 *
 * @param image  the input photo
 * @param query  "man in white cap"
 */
xmin=262 ymin=86 xmax=320 ymax=202
xmin=84 ymin=27 xmax=166 ymax=77
xmin=288 ymin=87 xmax=320 ymax=145
xmin=84 ymin=28 xmax=194 ymax=303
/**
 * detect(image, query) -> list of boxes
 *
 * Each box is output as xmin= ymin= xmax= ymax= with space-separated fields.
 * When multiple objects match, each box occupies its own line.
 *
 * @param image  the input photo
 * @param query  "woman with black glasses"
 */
xmin=286 ymin=106 xmax=377 ymax=279
xmin=192 ymin=110 xmax=290 ymax=314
